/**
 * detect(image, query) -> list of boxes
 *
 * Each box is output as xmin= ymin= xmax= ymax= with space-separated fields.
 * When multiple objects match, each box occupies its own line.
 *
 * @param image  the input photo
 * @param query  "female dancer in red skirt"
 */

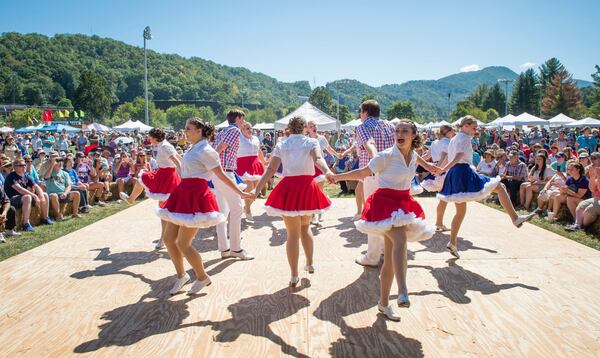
xmin=252 ymin=116 xmax=332 ymax=287
xmin=121 ymin=128 xmax=182 ymax=249
xmin=236 ymin=122 xmax=267 ymax=220
xmin=332 ymin=120 xmax=439 ymax=321
xmin=307 ymin=120 xmax=339 ymax=224
xmin=157 ymin=118 xmax=251 ymax=295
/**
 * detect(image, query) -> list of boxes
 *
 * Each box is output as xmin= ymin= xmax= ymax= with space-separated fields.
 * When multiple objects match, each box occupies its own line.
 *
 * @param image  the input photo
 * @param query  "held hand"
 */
xmin=325 ymin=172 xmax=336 ymax=184
xmin=240 ymin=191 xmax=253 ymax=200
xmin=429 ymin=166 xmax=442 ymax=176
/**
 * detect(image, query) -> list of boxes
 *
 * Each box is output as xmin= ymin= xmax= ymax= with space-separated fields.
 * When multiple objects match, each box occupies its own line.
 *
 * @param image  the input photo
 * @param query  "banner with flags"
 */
xmin=42 ymin=109 xmax=53 ymax=122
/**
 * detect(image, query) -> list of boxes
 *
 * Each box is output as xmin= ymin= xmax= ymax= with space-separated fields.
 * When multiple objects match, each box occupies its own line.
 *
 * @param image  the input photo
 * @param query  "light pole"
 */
xmin=240 ymin=89 xmax=245 ymax=109
xmin=534 ymin=83 xmax=543 ymax=117
xmin=143 ymin=26 xmax=152 ymax=125
xmin=498 ymin=79 xmax=513 ymax=116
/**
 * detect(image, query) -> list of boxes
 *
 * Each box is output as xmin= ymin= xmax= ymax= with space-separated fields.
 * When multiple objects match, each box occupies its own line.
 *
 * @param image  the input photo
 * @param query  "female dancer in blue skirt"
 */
xmin=438 ymin=116 xmax=535 ymax=258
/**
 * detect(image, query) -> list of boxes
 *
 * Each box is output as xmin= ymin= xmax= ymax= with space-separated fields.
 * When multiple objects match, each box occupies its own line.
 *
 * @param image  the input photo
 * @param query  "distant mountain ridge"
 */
xmin=327 ymin=66 xmax=592 ymax=119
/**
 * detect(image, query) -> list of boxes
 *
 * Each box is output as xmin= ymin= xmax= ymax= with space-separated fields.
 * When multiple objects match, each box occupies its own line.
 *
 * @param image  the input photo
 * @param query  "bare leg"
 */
xmin=40 ymin=193 xmax=50 ymax=219
xmin=524 ymin=185 xmax=536 ymax=210
xmin=436 ymin=200 xmax=448 ymax=227
xmin=519 ymin=183 xmax=528 ymax=208
xmin=175 ymin=226 xmax=208 ymax=281
xmin=163 ymin=222 xmax=185 ymax=277
xmin=566 ymin=197 xmax=580 ymax=218
xmin=582 ymin=208 xmax=598 ymax=227
xmin=21 ymin=195 xmax=32 ymax=224
xmin=117 ymin=178 xmax=124 ymax=194
xmin=49 ymin=193 xmax=60 ymax=219
xmin=355 ymin=181 xmax=364 ymax=215
xmin=299 ymin=215 xmax=313 ymax=266
xmin=493 ymin=183 xmax=518 ymax=222
xmin=450 ymin=202 xmax=467 ymax=247
xmin=127 ymin=181 xmax=145 ymax=203
xmin=552 ymin=194 xmax=566 ymax=218
xmin=389 ymin=227 xmax=408 ymax=296
xmin=243 ymin=181 xmax=257 ymax=215
xmin=71 ymin=191 xmax=80 ymax=215
xmin=379 ymin=235 xmax=394 ymax=307
xmin=283 ymin=216 xmax=301 ymax=277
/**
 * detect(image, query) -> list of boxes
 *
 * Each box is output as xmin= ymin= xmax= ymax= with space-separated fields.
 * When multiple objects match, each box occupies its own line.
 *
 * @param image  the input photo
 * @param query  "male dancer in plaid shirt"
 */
xmin=354 ymin=100 xmax=396 ymax=267
xmin=213 ymin=109 xmax=254 ymax=260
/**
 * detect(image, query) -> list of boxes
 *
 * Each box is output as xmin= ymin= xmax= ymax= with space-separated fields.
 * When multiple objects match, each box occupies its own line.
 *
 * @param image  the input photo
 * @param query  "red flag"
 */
xmin=42 ymin=110 xmax=48 ymax=121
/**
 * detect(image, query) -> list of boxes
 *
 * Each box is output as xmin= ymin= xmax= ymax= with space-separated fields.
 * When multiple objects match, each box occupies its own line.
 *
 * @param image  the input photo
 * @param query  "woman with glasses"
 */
xmin=235 ymin=122 xmax=266 ymax=220
xmin=519 ymin=153 xmax=555 ymax=210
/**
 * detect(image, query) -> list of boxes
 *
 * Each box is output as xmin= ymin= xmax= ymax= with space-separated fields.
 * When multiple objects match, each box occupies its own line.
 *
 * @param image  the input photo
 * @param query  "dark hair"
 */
xmin=396 ymin=119 xmax=422 ymax=150
xmin=187 ymin=117 xmax=215 ymax=139
xmin=360 ymin=100 xmax=380 ymax=117
xmin=148 ymin=128 xmax=166 ymax=142
xmin=439 ymin=125 xmax=453 ymax=136
xmin=226 ymin=109 xmax=245 ymax=124
xmin=571 ymin=162 xmax=585 ymax=177
xmin=287 ymin=116 xmax=306 ymax=134
xmin=530 ymin=153 xmax=548 ymax=180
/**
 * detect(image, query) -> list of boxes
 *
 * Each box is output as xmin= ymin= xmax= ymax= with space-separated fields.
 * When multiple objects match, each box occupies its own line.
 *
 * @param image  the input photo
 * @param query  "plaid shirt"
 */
xmin=213 ymin=125 xmax=241 ymax=170
xmin=505 ymin=161 xmax=528 ymax=179
xmin=355 ymin=117 xmax=395 ymax=168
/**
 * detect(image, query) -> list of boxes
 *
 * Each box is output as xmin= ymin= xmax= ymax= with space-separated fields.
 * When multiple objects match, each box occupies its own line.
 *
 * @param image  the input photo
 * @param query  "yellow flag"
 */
xmin=64 ymin=109 xmax=70 ymax=118
xmin=58 ymin=110 xmax=64 ymax=118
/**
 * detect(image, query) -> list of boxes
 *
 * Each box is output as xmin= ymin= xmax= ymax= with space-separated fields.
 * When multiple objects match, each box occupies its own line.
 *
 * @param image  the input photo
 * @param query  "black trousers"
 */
xmin=2 ymin=206 xmax=16 ymax=230
xmin=76 ymin=189 xmax=89 ymax=207
xmin=501 ymin=179 xmax=523 ymax=207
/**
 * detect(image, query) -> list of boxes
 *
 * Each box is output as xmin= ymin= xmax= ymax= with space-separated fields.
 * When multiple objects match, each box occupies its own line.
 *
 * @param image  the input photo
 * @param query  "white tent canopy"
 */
xmin=0 ymin=126 xmax=14 ymax=133
xmin=274 ymin=102 xmax=337 ymax=131
xmin=548 ymin=113 xmax=576 ymax=126
xmin=85 ymin=122 xmax=112 ymax=132
xmin=215 ymin=120 xmax=229 ymax=129
xmin=113 ymin=120 xmax=153 ymax=132
xmin=504 ymin=112 xmax=547 ymax=126
xmin=341 ymin=118 xmax=361 ymax=130
xmin=564 ymin=117 xmax=600 ymax=128
xmin=425 ymin=120 xmax=452 ymax=129
xmin=253 ymin=122 xmax=274 ymax=130
xmin=485 ymin=114 xmax=515 ymax=128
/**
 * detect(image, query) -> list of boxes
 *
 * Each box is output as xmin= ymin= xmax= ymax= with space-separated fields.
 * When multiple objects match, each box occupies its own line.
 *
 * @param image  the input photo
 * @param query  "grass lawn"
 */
xmin=0 ymin=201 xmax=133 ymax=262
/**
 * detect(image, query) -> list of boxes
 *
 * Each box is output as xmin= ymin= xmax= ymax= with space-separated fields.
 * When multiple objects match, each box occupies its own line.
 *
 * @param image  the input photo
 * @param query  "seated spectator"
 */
xmin=3 ymin=137 xmax=18 ymax=161
xmin=56 ymin=133 xmax=70 ymax=153
xmin=578 ymin=151 xmax=591 ymax=172
xmin=4 ymin=158 xmax=54 ymax=232
xmin=89 ymin=153 xmax=112 ymax=203
xmin=519 ymin=153 xmax=555 ymax=210
xmin=0 ymin=182 xmax=21 ymax=242
xmin=33 ymin=150 xmax=47 ymax=171
xmin=75 ymin=152 xmax=107 ymax=206
xmin=42 ymin=152 xmax=81 ymax=221
xmin=23 ymin=155 xmax=41 ymax=186
xmin=0 ymin=160 xmax=13 ymax=182
xmin=500 ymin=150 xmax=528 ymax=206
xmin=477 ymin=150 xmax=496 ymax=176
xmin=63 ymin=156 xmax=91 ymax=214
xmin=551 ymin=152 xmax=567 ymax=172
xmin=566 ymin=166 xmax=600 ymax=231
xmin=115 ymin=152 xmax=137 ymax=197
xmin=146 ymin=149 xmax=158 ymax=170
xmin=550 ymin=161 xmax=590 ymax=221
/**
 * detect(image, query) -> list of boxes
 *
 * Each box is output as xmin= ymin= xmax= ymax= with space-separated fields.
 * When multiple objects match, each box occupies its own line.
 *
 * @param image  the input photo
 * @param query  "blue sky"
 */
xmin=2 ymin=0 xmax=598 ymax=86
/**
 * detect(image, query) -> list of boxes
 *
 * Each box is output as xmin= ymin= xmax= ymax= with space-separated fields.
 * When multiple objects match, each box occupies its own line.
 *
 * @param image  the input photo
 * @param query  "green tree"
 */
xmin=510 ymin=69 xmax=539 ymax=115
xmin=7 ymin=108 xmax=43 ymax=128
xmin=73 ymin=70 xmax=111 ymax=121
xmin=3 ymin=74 xmax=23 ymax=104
xmin=539 ymin=58 xmax=564 ymax=96
xmin=338 ymin=104 xmax=353 ymax=123
xmin=466 ymin=84 xmax=489 ymax=108
xmin=588 ymin=65 xmax=600 ymax=117
xmin=387 ymin=100 xmax=415 ymax=119
xmin=56 ymin=97 xmax=73 ymax=108
xmin=110 ymin=97 xmax=166 ymax=127
xmin=166 ymin=104 xmax=200 ymax=130
xmin=541 ymin=69 xmax=583 ymax=118
xmin=482 ymin=84 xmax=506 ymax=114
xmin=23 ymin=84 xmax=45 ymax=105
xmin=485 ymin=108 xmax=500 ymax=122
xmin=309 ymin=87 xmax=334 ymax=115
xmin=197 ymin=106 xmax=217 ymax=124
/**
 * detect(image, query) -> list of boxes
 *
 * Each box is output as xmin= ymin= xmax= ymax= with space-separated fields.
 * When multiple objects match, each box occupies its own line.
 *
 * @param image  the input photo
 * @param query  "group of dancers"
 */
xmin=129 ymin=101 xmax=535 ymax=321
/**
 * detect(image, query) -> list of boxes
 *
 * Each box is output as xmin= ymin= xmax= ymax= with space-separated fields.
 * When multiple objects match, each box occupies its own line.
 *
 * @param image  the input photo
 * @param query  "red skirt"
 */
xmin=355 ymin=188 xmax=434 ymax=241
xmin=139 ymin=167 xmax=181 ymax=201
xmin=235 ymin=155 xmax=264 ymax=181
xmin=156 ymin=178 xmax=225 ymax=228
xmin=313 ymin=166 xmax=326 ymax=183
xmin=265 ymin=175 xmax=331 ymax=217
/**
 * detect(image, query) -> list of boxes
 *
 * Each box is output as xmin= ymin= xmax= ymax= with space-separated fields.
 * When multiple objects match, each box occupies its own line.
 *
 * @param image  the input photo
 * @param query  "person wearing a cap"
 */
xmin=551 ymin=152 xmax=567 ymax=172
xmin=42 ymin=132 xmax=55 ymax=152
xmin=578 ymin=151 xmax=591 ymax=171
xmin=4 ymin=158 xmax=54 ymax=232
xmin=33 ymin=150 xmax=47 ymax=172
xmin=42 ymin=152 xmax=81 ymax=221
xmin=3 ymin=137 xmax=18 ymax=161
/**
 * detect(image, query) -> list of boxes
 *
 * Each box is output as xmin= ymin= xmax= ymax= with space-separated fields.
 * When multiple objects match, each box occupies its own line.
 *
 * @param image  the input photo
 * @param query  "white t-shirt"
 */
xmin=430 ymin=137 xmax=450 ymax=163
xmin=531 ymin=166 xmax=555 ymax=181
xmin=368 ymin=146 xmax=417 ymax=190
xmin=317 ymin=135 xmax=329 ymax=155
xmin=477 ymin=160 xmax=497 ymax=176
xmin=272 ymin=134 xmax=319 ymax=176
xmin=156 ymin=140 xmax=177 ymax=168
xmin=448 ymin=132 xmax=473 ymax=165
xmin=181 ymin=140 xmax=220 ymax=179
xmin=237 ymin=135 xmax=260 ymax=157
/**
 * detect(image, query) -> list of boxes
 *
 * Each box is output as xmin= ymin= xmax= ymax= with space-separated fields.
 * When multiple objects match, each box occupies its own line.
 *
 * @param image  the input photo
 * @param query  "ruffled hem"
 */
xmin=355 ymin=209 xmax=435 ymax=241
xmin=155 ymin=208 xmax=225 ymax=228
xmin=437 ymin=176 xmax=501 ymax=203
xmin=410 ymin=185 xmax=424 ymax=196
xmin=313 ymin=175 xmax=326 ymax=183
xmin=264 ymin=204 xmax=331 ymax=217
xmin=240 ymin=173 xmax=262 ymax=181
xmin=420 ymin=176 xmax=445 ymax=192
xmin=145 ymin=191 xmax=170 ymax=201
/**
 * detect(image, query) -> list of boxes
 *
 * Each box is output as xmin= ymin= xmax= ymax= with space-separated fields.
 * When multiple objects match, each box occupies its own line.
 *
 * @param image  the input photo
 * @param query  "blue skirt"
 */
xmin=437 ymin=164 xmax=500 ymax=203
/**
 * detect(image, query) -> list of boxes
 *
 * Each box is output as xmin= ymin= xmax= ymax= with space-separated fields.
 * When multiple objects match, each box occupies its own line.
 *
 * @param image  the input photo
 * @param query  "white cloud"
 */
xmin=520 ymin=62 xmax=536 ymax=70
xmin=459 ymin=64 xmax=480 ymax=72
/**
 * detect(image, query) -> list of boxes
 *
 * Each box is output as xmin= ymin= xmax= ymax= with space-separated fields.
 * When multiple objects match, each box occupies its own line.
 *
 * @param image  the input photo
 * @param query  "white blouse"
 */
xmin=237 ymin=135 xmax=260 ymax=158
xmin=272 ymin=134 xmax=319 ymax=176
xmin=430 ymin=137 xmax=450 ymax=163
xmin=180 ymin=140 xmax=220 ymax=179
xmin=368 ymin=145 xmax=417 ymax=190
xmin=156 ymin=140 xmax=177 ymax=168
xmin=317 ymin=135 xmax=329 ymax=155
xmin=447 ymin=132 xmax=473 ymax=165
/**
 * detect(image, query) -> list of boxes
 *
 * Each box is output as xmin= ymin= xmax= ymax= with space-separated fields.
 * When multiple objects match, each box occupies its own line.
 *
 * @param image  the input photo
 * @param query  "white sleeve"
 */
xmin=367 ymin=151 xmax=387 ymax=174
xmin=203 ymin=148 xmax=220 ymax=170
xmin=272 ymin=142 xmax=283 ymax=159
xmin=162 ymin=143 xmax=177 ymax=158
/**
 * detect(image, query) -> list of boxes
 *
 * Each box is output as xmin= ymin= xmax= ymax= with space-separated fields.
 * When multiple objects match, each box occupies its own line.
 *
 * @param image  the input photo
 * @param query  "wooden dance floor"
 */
xmin=1 ymin=198 xmax=599 ymax=357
